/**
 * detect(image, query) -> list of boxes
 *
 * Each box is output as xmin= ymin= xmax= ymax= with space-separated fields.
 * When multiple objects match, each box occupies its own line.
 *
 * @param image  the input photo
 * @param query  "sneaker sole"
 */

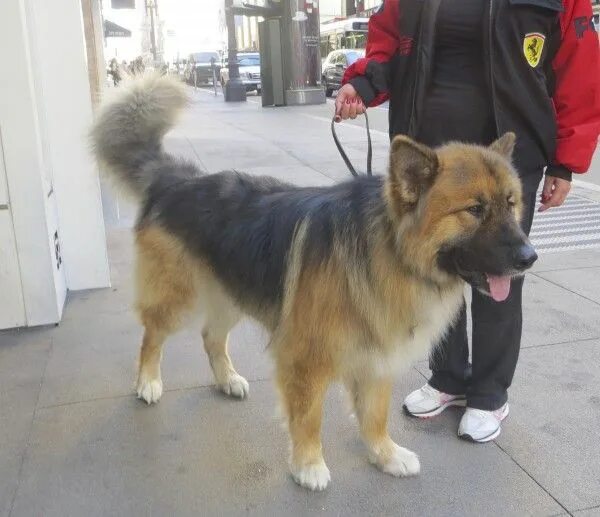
xmin=459 ymin=404 xmax=510 ymax=443
xmin=403 ymin=398 xmax=467 ymax=419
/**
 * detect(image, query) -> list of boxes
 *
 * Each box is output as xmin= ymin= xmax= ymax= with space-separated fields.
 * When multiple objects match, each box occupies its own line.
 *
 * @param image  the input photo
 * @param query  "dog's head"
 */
xmin=386 ymin=133 xmax=537 ymax=301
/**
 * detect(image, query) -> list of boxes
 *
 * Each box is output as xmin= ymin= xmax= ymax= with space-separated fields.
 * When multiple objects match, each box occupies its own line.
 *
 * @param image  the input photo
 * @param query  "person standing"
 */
xmin=108 ymin=58 xmax=121 ymax=86
xmin=335 ymin=0 xmax=600 ymax=442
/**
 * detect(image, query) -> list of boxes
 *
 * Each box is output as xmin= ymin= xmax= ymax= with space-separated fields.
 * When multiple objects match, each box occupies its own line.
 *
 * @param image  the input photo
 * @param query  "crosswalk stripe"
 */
xmin=535 ymin=206 xmax=600 ymax=216
xmin=536 ymin=240 xmax=600 ymax=253
xmin=531 ymin=218 xmax=600 ymax=230
xmin=528 ymin=193 xmax=600 ymax=252
xmin=532 ymin=232 xmax=600 ymax=246
xmin=530 ymin=225 xmax=600 ymax=237
xmin=533 ymin=212 xmax=600 ymax=223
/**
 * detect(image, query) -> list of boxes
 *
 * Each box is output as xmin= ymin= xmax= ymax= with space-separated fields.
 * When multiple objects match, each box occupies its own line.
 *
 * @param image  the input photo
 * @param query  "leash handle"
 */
xmin=331 ymin=111 xmax=373 ymax=177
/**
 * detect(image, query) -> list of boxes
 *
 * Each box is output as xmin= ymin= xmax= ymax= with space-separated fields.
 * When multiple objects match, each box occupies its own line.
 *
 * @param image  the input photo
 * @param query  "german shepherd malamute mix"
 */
xmin=91 ymin=75 xmax=537 ymax=490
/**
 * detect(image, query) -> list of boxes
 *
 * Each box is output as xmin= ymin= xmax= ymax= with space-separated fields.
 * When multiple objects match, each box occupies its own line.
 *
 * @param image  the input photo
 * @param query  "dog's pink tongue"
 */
xmin=486 ymin=274 xmax=512 ymax=302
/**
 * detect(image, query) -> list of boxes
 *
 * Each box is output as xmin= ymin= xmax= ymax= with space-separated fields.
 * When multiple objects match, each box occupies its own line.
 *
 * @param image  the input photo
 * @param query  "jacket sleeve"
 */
xmin=342 ymin=0 xmax=402 ymax=107
xmin=549 ymin=0 xmax=600 ymax=177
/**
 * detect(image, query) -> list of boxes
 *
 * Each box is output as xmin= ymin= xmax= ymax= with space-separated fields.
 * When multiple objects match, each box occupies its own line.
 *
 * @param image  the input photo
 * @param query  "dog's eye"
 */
xmin=507 ymin=196 xmax=516 ymax=207
xmin=467 ymin=204 xmax=484 ymax=217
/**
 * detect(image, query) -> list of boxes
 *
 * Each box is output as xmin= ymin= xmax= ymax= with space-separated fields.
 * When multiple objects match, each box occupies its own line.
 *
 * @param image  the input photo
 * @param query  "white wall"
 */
xmin=28 ymin=0 xmax=111 ymax=291
xmin=0 ymin=0 xmax=66 ymax=327
xmin=0 ymin=134 xmax=27 ymax=329
xmin=0 ymin=0 xmax=111 ymax=329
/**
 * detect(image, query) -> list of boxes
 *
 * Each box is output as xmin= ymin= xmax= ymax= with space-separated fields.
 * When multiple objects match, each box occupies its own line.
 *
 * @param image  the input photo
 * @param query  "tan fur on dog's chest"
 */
xmin=345 ymin=282 xmax=464 ymax=379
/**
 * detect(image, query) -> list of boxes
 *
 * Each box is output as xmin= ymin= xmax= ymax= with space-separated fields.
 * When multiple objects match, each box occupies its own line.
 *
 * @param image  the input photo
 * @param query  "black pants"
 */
xmin=428 ymin=188 xmax=538 ymax=411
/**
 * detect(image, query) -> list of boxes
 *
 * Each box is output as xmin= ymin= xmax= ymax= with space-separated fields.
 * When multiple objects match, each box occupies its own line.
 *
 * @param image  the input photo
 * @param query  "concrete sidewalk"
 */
xmin=2 ymin=88 xmax=600 ymax=517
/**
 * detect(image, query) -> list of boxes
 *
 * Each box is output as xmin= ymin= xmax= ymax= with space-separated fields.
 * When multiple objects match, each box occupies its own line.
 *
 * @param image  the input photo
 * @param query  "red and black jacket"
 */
xmin=344 ymin=0 xmax=600 ymax=187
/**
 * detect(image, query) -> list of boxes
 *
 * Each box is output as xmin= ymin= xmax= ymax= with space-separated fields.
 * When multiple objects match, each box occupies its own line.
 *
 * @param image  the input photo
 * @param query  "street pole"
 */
xmin=146 ymin=0 xmax=157 ymax=64
xmin=280 ymin=0 xmax=326 ymax=105
xmin=224 ymin=0 xmax=246 ymax=102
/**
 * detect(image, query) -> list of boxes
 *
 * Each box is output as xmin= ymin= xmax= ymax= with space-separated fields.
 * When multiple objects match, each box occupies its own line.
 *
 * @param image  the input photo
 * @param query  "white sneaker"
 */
xmin=458 ymin=403 xmax=509 ymax=443
xmin=403 ymin=384 xmax=466 ymax=418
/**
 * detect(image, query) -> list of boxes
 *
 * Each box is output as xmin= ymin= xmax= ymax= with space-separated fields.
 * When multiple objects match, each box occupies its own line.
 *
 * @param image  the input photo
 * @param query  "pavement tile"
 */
xmin=532 ymin=249 xmax=600 ymax=273
xmin=496 ymin=340 xmax=600 ymax=512
xmin=535 ymin=267 xmax=600 ymax=305
xmin=105 ymin=226 xmax=135 ymax=264
xmin=0 ymin=328 xmax=51 ymax=413
xmin=187 ymin=137 xmax=295 ymax=172
xmin=11 ymin=371 xmax=561 ymax=517
xmin=243 ymin=165 xmax=333 ymax=186
xmin=521 ymin=274 xmax=600 ymax=347
xmin=162 ymin=140 xmax=207 ymax=171
xmin=0 ymin=329 xmax=51 ymax=516
xmin=37 ymin=306 xmax=272 ymax=408
xmin=416 ymin=273 xmax=600 ymax=356
xmin=574 ymin=507 xmax=600 ymax=516
xmin=0 ymin=412 xmax=31 ymax=517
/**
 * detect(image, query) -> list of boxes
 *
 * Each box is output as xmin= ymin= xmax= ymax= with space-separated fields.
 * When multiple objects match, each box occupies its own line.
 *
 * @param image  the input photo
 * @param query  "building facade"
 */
xmin=0 ymin=0 xmax=111 ymax=329
xmin=234 ymin=0 xmax=262 ymax=51
xmin=320 ymin=0 xmax=381 ymax=21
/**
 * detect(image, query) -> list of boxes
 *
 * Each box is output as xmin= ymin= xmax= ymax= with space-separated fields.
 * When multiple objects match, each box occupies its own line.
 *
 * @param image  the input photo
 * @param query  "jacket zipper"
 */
xmin=488 ymin=0 xmax=501 ymax=138
xmin=408 ymin=19 xmax=425 ymax=137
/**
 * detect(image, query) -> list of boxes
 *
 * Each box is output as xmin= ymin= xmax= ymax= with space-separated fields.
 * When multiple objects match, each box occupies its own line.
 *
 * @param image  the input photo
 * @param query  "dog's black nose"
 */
xmin=513 ymin=244 xmax=538 ymax=270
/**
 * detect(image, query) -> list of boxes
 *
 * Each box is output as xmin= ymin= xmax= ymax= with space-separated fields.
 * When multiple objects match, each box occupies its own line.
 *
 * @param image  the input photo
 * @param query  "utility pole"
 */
xmin=224 ymin=0 xmax=246 ymax=102
xmin=345 ymin=0 xmax=357 ymax=16
xmin=145 ymin=0 xmax=157 ymax=63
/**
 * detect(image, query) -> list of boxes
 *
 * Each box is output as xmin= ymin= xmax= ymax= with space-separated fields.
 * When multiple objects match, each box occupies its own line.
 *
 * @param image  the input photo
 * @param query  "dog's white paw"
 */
xmin=373 ymin=444 xmax=420 ymax=477
xmin=137 ymin=377 xmax=163 ymax=404
xmin=290 ymin=461 xmax=331 ymax=491
xmin=219 ymin=373 xmax=249 ymax=399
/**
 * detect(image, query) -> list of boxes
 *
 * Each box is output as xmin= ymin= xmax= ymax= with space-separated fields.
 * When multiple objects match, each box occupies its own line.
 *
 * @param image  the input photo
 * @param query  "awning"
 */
xmin=104 ymin=20 xmax=131 ymax=38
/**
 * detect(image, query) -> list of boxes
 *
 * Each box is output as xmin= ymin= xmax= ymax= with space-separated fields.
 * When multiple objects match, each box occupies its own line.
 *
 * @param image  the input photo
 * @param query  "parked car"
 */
xmin=220 ymin=52 xmax=261 ymax=93
xmin=184 ymin=51 xmax=220 ymax=86
xmin=321 ymin=49 xmax=365 ymax=97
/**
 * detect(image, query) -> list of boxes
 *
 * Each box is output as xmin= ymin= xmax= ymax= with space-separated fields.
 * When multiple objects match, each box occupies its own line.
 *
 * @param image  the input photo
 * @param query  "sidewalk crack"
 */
xmin=533 ymin=264 xmax=600 ymax=274
xmin=35 ymin=377 xmax=273 ymax=410
xmin=572 ymin=503 xmax=600 ymax=514
xmin=521 ymin=335 xmax=600 ymax=350
xmin=8 ymin=337 xmax=54 ymax=517
xmin=493 ymin=441 xmax=573 ymax=516
xmin=532 ymin=273 xmax=600 ymax=308
xmin=185 ymin=136 xmax=209 ymax=172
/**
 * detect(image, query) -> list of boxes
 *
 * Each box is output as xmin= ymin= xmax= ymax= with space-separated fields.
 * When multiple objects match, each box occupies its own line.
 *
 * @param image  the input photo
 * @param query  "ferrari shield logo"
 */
xmin=523 ymin=33 xmax=545 ymax=67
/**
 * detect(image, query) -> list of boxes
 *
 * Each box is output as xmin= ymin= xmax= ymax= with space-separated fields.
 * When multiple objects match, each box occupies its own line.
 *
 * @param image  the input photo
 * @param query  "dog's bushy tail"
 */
xmin=90 ymin=73 xmax=189 ymax=199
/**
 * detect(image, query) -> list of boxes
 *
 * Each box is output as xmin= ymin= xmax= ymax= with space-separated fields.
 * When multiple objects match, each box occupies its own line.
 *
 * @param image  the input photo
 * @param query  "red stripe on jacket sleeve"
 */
xmin=343 ymin=0 xmax=401 ymax=107
xmin=552 ymin=0 xmax=600 ymax=173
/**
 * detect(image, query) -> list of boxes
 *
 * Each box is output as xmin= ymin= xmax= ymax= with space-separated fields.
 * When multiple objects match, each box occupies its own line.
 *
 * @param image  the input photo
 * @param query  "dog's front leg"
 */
xmin=348 ymin=375 xmax=421 ymax=477
xmin=276 ymin=363 xmax=331 ymax=491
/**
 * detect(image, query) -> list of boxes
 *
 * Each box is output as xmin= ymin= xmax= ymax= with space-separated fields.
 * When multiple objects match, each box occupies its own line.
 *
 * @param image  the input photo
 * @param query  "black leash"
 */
xmin=331 ymin=111 xmax=373 ymax=177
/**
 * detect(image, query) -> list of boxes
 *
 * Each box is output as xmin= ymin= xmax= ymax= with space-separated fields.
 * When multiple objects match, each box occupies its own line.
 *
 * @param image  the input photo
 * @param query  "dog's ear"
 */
xmin=388 ymin=135 xmax=438 ymax=204
xmin=489 ymin=132 xmax=516 ymax=159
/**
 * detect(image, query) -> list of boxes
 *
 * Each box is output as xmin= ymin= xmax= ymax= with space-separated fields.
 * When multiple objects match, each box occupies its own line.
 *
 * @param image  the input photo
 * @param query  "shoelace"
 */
xmin=421 ymin=384 xmax=441 ymax=398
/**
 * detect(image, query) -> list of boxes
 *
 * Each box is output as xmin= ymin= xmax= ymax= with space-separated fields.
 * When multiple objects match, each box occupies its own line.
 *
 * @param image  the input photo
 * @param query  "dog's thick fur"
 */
xmin=91 ymin=74 xmax=531 ymax=491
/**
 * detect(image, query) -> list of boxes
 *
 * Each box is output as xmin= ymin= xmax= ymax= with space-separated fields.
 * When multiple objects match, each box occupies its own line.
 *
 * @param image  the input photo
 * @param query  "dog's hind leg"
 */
xmin=135 ymin=226 xmax=198 ymax=404
xmin=347 ymin=375 xmax=420 ymax=477
xmin=137 ymin=323 xmax=168 ymax=404
xmin=200 ymin=285 xmax=248 ymax=399
xmin=276 ymin=357 xmax=331 ymax=491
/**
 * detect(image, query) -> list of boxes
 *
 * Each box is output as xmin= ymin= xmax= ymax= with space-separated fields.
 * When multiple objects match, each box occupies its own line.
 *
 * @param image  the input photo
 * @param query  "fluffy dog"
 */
xmin=91 ymin=74 xmax=536 ymax=490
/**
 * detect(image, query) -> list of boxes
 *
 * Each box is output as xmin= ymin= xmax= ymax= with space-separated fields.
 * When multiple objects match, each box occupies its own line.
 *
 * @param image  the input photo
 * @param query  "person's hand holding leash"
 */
xmin=335 ymin=84 xmax=366 ymax=122
xmin=539 ymin=176 xmax=571 ymax=212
